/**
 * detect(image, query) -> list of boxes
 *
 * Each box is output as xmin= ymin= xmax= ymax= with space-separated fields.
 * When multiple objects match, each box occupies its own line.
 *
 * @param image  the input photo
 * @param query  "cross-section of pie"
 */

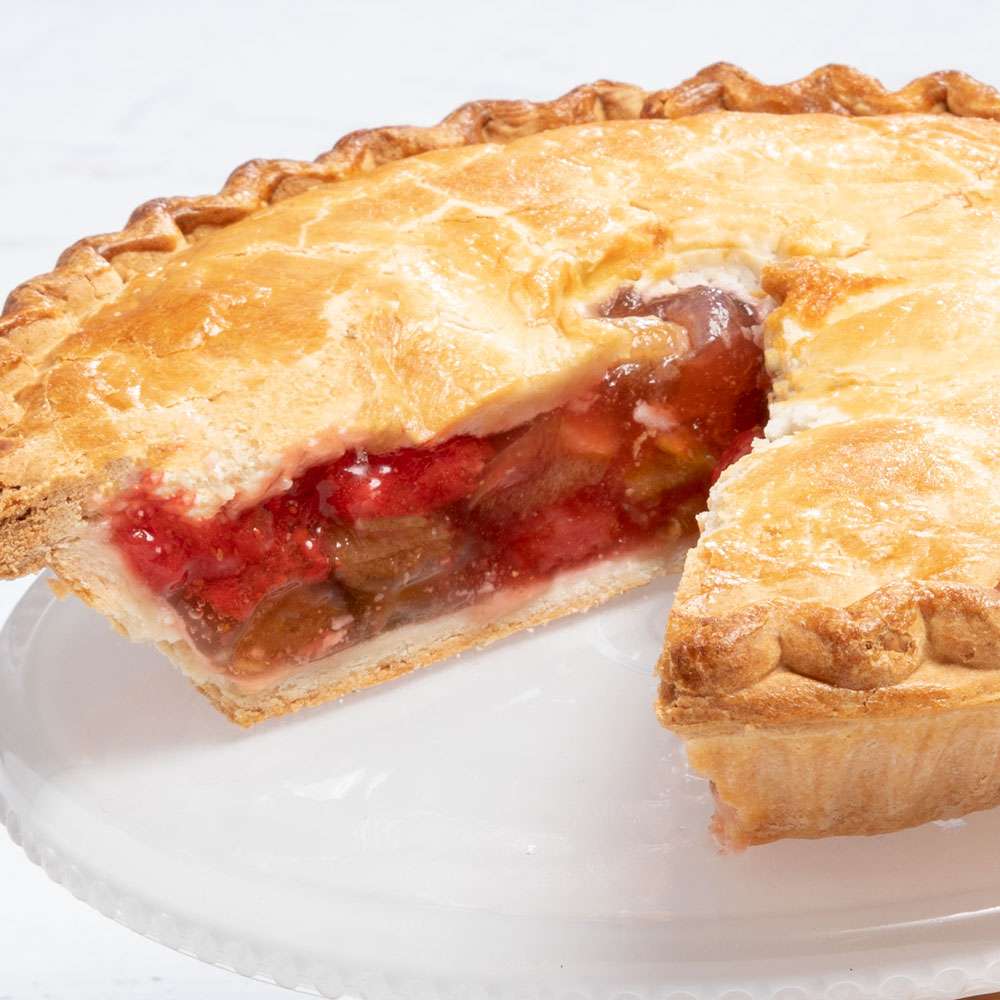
xmin=2 ymin=65 xmax=999 ymax=845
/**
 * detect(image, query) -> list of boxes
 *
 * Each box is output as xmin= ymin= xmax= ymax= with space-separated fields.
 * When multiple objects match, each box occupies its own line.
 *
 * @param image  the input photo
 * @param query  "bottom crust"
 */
xmin=183 ymin=546 xmax=686 ymax=726
xmin=672 ymin=703 xmax=1000 ymax=848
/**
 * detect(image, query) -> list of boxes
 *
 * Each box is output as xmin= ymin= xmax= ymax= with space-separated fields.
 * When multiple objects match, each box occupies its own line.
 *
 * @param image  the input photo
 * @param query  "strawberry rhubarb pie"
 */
xmin=2 ymin=64 xmax=1000 ymax=845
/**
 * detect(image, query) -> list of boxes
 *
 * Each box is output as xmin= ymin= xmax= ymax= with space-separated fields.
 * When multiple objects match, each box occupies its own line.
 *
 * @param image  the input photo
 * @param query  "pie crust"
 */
xmin=3 ymin=64 xmax=1000 ymax=843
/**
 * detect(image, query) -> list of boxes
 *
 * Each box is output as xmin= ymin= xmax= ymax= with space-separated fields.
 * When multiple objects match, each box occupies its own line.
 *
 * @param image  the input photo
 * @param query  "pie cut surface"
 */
xmin=2 ymin=64 xmax=1000 ymax=846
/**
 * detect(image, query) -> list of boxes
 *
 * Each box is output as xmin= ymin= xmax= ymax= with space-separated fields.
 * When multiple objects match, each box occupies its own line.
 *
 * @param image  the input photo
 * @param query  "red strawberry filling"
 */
xmin=318 ymin=437 xmax=495 ymax=522
xmin=110 ymin=286 xmax=770 ymax=677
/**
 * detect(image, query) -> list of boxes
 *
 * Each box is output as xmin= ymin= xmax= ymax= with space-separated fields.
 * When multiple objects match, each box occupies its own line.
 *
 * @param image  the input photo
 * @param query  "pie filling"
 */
xmin=110 ymin=286 xmax=770 ymax=681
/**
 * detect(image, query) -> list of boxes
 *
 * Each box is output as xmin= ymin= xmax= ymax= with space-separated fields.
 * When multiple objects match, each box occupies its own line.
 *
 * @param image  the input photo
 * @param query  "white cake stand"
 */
xmin=2 ymin=575 xmax=999 ymax=999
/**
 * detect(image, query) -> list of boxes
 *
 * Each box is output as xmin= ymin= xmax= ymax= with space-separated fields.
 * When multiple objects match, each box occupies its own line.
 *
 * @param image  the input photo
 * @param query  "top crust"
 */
xmin=4 ymin=63 xmax=1000 ymax=569
xmin=2 ymin=63 xmax=1000 ymax=722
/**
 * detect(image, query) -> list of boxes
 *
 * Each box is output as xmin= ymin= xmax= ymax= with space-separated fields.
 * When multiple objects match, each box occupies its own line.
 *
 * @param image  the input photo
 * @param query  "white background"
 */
xmin=2 ymin=1 xmax=999 ymax=996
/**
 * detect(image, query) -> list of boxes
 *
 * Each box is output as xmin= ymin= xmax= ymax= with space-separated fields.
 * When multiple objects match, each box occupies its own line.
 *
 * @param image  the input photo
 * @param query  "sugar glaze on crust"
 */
xmin=1 ymin=64 xmax=1000 ymax=741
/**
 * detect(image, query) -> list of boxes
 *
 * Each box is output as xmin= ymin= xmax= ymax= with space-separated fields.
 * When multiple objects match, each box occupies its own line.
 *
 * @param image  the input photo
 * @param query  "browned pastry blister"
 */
xmin=3 ymin=65 xmax=1000 ymax=845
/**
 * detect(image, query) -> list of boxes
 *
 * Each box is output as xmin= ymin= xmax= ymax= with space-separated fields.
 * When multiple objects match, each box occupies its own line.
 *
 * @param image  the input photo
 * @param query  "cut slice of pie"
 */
xmin=2 ymin=64 xmax=1000 ymax=844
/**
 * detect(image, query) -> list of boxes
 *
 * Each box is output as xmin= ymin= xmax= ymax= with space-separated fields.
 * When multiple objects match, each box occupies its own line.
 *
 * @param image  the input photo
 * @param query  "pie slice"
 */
xmin=2 ymin=64 xmax=1000 ymax=844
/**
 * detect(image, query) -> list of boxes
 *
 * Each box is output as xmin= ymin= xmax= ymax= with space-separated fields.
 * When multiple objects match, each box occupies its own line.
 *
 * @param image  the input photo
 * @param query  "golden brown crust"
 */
xmin=660 ymin=385 xmax=1000 ymax=721
xmin=7 ymin=62 xmax=1000 ymax=340
xmin=3 ymin=63 xmax=1000 ymax=571
xmin=3 ymin=62 xmax=1000 ymax=739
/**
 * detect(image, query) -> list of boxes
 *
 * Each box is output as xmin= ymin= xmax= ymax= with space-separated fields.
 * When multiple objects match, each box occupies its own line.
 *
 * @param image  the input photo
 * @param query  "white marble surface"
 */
xmin=2 ymin=1 xmax=998 ymax=996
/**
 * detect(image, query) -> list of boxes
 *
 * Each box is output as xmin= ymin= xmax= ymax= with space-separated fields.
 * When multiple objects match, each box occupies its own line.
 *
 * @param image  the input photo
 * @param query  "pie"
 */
xmin=2 ymin=64 xmax=1000 ymax=846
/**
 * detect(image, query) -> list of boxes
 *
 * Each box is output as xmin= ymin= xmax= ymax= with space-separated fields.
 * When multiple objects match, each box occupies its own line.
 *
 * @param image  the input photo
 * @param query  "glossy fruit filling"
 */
xmin=110 ymin=285 xmax=770 ymax=678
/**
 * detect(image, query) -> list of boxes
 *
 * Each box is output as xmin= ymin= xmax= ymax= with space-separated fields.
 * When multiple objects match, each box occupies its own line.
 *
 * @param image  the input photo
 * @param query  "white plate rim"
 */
xmin=4 ymin=577 xmax=1000 ymax=1000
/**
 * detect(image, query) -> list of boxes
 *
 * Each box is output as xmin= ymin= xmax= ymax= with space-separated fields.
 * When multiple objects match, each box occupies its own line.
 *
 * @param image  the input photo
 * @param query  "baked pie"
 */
xmin=3 ymin=64 xmax=1000 ymax=846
